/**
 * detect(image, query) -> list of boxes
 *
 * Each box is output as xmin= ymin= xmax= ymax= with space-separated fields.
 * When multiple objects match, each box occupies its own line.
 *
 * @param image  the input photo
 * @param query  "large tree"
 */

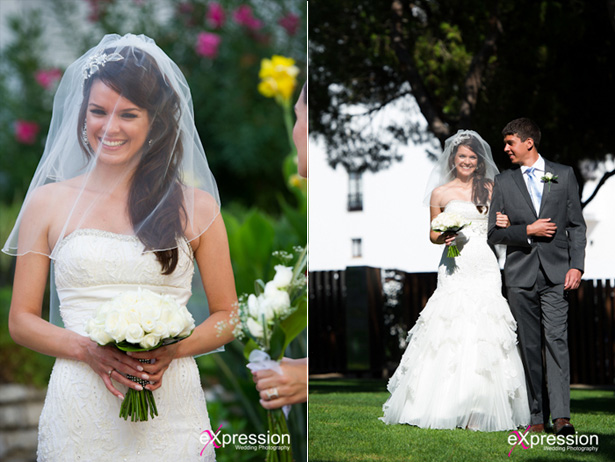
xmin=309 ymin=0 xmax=615 ymax=202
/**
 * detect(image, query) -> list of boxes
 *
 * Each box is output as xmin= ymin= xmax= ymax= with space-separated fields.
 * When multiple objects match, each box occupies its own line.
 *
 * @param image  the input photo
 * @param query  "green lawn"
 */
xmin=308 ymin=379 xmax=615 ymax=462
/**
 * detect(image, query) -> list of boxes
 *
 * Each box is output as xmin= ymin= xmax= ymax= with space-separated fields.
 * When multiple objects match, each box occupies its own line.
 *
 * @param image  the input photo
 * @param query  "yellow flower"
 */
xmin=258 ymin=55 xmax=299 ymax=103
xmin=288 ymin=173 xmax=307 ymax=192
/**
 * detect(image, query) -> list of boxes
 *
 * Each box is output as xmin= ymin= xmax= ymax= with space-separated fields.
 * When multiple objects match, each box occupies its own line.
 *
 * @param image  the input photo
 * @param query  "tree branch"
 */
xmin=350 ymin=90 xmax=413 ymax=117
xmin=389 ymin=0 xmax=450 ymax=146
xmin=581 ymin=168 xmax=615 ymax=208
xmin=458 ymin=5 xmax=502 ymax=127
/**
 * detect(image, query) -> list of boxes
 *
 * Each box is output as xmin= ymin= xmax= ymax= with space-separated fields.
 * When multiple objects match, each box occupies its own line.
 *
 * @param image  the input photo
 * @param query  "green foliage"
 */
xmin=0 ymin=12 xmax=54 ymax=202
xmin=0 ymin=286 xmax=55 ymax=386
xmin=223 ymin=157 xmax=307 ymax=295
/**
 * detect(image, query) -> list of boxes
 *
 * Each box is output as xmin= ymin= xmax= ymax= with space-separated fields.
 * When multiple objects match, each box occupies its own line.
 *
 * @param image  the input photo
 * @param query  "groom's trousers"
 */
xmin=507 ymin=266 xmax=570 ymax=425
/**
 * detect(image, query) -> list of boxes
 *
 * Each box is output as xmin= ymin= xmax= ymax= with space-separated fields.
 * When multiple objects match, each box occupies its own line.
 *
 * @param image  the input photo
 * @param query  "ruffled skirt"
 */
xmin=380 ymin=269 xmax=530 ymax=431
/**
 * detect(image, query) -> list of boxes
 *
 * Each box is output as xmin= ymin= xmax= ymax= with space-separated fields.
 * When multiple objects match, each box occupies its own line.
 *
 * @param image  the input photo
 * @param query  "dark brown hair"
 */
xmin=77 ymin=47 xmax=185 ymax=274
xmin=448 ymin=137 xmax=493 ymax=209
xmin=502 ymin=117 xmax=541 ymax=148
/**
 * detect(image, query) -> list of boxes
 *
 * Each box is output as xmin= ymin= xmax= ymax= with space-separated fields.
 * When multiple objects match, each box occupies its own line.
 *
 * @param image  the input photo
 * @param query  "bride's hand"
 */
xmin=442 ymin=232 xmax=457 ymax=246
xmin=496 ymin=212 xmax=511 ymax=228
xmin=82 ymin=338 xmax=152 ymax=399
xmin=127 ymin=344 xmax=180 ymax=391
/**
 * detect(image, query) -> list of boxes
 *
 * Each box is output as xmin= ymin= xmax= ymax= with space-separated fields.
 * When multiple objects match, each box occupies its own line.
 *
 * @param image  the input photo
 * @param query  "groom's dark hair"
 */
xmin=502 ymin=118 xmax=541 ymax=148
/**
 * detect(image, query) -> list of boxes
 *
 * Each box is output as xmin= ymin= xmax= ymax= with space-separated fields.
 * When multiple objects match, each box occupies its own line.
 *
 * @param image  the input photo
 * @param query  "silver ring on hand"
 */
xmin=107 ymin=369 xmax=114 ymax=377
xmin=265 ymin=388 xmax=279 ymax=400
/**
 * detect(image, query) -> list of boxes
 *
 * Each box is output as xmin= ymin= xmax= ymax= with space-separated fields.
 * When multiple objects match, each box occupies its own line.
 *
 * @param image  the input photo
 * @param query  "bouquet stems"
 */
xmin=447 ymin=244 xmax=461 ymax=258
xmin=266 ymin=408 xmax=292 ymax=462
xmin=119 ymin=358 xmax=158 ymax=421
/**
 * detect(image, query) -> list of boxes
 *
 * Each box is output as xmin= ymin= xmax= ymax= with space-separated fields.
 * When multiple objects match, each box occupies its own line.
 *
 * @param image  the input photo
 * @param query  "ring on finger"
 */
xmin=265 ymin=388 xmax=279 ymax=400
xmin=107 ymin=369 xmax=114 ymax=378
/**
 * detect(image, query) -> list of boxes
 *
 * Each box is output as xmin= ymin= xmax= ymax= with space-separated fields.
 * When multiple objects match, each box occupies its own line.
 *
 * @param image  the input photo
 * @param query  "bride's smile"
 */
xmin=454 ymin=145 xmax=478 ymax=178
xmin=86 ymin=80 xmax=150 ymax=167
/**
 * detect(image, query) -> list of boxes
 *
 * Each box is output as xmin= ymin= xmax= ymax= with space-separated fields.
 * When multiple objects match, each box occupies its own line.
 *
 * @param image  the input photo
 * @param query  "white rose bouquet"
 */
xmin=85 ymin=288 xmax=195 ymax=421
xmin=431 ymin=212 xmax=472 ymax=258
xmin=218 ymin=247 xmax=307 ymax=462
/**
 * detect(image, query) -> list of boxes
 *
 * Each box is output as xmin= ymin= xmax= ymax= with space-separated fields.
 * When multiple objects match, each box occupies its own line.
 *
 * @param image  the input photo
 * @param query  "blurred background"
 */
xmin=0 ymin=1 xmax=306 ymax=461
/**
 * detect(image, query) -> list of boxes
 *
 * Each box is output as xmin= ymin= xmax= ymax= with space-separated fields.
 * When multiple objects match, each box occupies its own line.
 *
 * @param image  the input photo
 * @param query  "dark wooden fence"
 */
xmin=309 ymin=267 xmax=615 ymax=386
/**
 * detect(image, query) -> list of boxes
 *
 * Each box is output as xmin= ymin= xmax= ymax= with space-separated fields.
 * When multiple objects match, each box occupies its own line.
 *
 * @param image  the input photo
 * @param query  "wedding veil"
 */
xmin=2 ymin=34 xmax=220 ymax=327
xmin=423 ymin=129 xmax=499 ymax=207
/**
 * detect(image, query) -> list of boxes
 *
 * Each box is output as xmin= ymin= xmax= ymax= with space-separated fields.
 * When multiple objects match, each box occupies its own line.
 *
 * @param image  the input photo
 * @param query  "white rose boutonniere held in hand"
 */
xmin=85 ymin=288 xmax=195 ymax=422
xmin=431 ymin=212 xmax=472 ymax=258
xmin=541 ymin=172 xmax=559 ymax=191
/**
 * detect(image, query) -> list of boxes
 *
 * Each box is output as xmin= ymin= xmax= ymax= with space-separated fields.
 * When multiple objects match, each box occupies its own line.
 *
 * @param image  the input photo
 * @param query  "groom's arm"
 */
xmin=488 ymin=176 xmax=531 ymax=247
xmin=564 ymin=166 xmax=587 ymax=273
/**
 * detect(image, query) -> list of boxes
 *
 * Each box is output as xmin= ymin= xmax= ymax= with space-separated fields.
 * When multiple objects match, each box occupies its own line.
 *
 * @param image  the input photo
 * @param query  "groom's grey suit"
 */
xmin=488 ymin=158 xmax=586 ymax=424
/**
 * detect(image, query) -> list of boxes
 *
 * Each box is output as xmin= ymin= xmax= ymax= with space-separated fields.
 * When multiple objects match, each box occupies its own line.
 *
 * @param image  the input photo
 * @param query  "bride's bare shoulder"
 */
xmin=430 ymin=181 xmax=456 ymax=206
xmin=27 ymin=178 xmax=82 ymax=206
xmin=22 ymin=178 xmax=85 ymax=231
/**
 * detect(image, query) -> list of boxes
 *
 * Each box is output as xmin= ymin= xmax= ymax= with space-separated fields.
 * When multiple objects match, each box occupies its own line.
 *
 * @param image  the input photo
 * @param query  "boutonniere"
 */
xmin=541 ymin=172 xmax=558 ymax=191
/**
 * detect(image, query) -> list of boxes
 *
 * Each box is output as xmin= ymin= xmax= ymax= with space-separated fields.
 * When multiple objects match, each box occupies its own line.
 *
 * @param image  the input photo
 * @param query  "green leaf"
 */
xmin=268 ymin=323 xmax=287 ymax=361
xmin=242 ymin=338 xmax=260 ymax=361
xmin=279 ymin=298 xmax=307 ymax=354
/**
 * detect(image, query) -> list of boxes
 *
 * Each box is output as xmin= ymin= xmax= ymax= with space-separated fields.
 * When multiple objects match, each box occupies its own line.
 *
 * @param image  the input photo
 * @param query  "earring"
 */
xmin=82 ymin=122 xmax=89 ymax=145
xmin=148 ymin=139 xmax=153 ymax=147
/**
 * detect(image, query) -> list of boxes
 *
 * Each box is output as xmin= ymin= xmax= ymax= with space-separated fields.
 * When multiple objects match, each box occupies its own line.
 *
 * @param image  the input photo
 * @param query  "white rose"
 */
xmin=166 ymin=311 xmax=186 ymax=337
xmin=139 ymin=333 xmax=162 ymax=349
xmin=263 ymin=287 xmax=291 ymax=317
xmin=85 ymin=317 xmax=97 ymax=335
xmin=247 ymin=317 xmax=264 ymax=339
xmin=247 ymin=294 xmax=260 ymax=318
xmin=272 ymin=265 xmax=293 ymax=289
xmin=94 ymin=302 xmax=113 ymax=322
xmin=120 ymin=291 xmax=140 ymax=306
xmin=151 ymin=320 xmax=170 ymax=339
xmin=257 ymin=289 xmax=276 ymax=322
xmin=88 ymin=325 xmax=113 ymax=345
xmin=177 ymin=306 xmax=195 ymax=337
xmin=105 ymin=310 xmax=128 ymax=343
xmin=138 ymin=303 xmax=162 ymax=333
xmin=125 ymin=322 xmax=145 ymax=344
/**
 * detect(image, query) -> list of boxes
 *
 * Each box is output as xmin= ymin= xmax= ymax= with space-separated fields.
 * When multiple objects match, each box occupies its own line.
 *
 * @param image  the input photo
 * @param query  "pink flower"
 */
xmin=278 ymin=13 xmax=300 ymax=35
xmin=34 ymin=68 xmax=62 ymax=90
xmin=207 ymin=2 xmax=225 ymax=29
xmin=196 ymin=32 xmax=222 ymax=59
xmin=14 ymin=120 xmax=40 ymax=145
xmin=232 ymin=5 xmax=262 ymax=31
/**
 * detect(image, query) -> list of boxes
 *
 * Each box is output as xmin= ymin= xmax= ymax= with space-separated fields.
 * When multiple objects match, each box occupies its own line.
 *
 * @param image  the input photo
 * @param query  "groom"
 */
xmin=487 ymin=118 xmax=586 ymax=435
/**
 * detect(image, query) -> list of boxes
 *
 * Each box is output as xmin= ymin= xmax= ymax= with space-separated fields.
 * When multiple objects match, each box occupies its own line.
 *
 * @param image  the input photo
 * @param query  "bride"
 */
xmin=380 ymin=130 xmax=530 ymax=431
xmin=2 ymin=34 xmax=236 ymax=460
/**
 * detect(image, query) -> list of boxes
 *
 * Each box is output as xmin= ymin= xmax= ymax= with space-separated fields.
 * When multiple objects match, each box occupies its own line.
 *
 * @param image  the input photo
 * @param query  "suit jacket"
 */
xmin=487 ymin=159 xmax=587 ymax=288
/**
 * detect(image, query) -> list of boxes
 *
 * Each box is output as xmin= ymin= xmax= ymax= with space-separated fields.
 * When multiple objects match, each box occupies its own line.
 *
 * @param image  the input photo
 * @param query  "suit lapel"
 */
xmin=512 ymin=168 xmax=538 ymax=218
xmin=538 ymin=159 xmax=554 ymax=216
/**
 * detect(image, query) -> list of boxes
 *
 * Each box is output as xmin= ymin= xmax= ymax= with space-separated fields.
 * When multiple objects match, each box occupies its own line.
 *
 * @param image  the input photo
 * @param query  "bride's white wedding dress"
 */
xmin=380 ymin=201 xmax=529 ymax=431
xmin=37 ymin=229 xmax=215 ymax=461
